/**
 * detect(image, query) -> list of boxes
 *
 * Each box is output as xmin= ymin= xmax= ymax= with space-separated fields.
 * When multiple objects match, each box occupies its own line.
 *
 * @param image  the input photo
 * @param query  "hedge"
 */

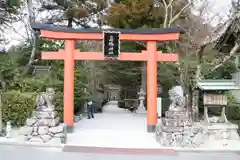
xmin=226 ymin=103 xmax=240 ymax=120
xmin=1 ymin=90 xmax=65 ymax=127
xmin=1 ymin=91 xmax=36 ymax=127
xmin=55 ymin=91 xmax=63 ymax=122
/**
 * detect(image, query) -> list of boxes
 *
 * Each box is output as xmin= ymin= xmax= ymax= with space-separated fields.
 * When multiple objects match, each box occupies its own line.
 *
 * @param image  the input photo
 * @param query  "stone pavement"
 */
xmin=67 ymin=101 xmax=162 ymax=148
xmin=0 ymin=145 xmax=240 ymax=160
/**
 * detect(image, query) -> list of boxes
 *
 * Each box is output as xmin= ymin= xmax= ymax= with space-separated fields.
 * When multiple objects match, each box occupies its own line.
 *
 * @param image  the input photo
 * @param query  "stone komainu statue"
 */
xmin=168 ymin=86 xmax=185 ymax=110
xmin=36 ymin=88 xmax=55 ymax=111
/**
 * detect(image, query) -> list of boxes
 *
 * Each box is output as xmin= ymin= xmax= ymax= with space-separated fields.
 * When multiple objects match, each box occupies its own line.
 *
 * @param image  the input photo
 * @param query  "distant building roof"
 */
xmin=197 ymin=79 xmax=240 ymax=90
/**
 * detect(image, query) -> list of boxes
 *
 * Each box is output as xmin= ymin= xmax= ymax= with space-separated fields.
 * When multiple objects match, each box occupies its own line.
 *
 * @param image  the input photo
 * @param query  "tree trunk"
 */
xmin=186 ymin=87 xmax=193 ymax=122
xmin=27 ymin=32 xmax=37 ymax=66
xmin=192 ymin=89 xmax=199 ymax=122
xmin=67 ymin=18 xmax=73 ymax=27
xmin=0 ymin=93 xmax=3 ymax=135
xmin=141 ymin=62 xmax=147 ymax=107
xmin=235 ymin=55 xmax=239 ymax=68
xmin=24 ymin=0 xmax=37 ymax=75
xmin=91 ymin=61 xmax=97 ymax=98
xmin=141 ymin=62 xmax=147 ymax=92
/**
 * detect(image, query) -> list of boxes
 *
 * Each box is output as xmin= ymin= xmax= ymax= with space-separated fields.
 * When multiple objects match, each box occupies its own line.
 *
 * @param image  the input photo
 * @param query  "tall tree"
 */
xmin=106 ymin=0 xmax=239 ymax=121
xmin=171 ymin=1 xmax=240 ymax=121
xmin=38 ymin=0 xmax=108 ymax=27
xmin=0 ymin=0 xmax=22 ymax=41
xmin=105 ymin=0 xmax=192 ymax=92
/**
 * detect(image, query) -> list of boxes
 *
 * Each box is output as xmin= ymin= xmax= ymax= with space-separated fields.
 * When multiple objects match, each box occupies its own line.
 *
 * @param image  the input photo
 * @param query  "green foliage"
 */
xmin=158 ymin=62 xmax=179 ymax=97
xmin=55 ymin=91 xmax=63 ymax=122
xmin=101 ymin=42 xmax=144 ymax=88
xmin=1 ymin=89 xmax=65 ymax=126
xmin=74 ymin=64 xmax=88 ymax=114
xmin=161 ymin=98 xmax=171 ymax=116
xmin=104 ymin=0 xmax=188 ymax=91
xmin=107 ymin=0 xmax=160 ymax=28
xmin=204 ymin=60 xmax=237 ymax=79
xmin=207 ymin=102 xmax=240 ymax=120
xmin=5 ymin=0 xmax=22 ymax=13
xmin=0 ymin=0 xmax=22 ymax=40
xmin=10 ymin=77 xmax=47 ymax=92
xmin=0 ymin=38 xmax=87 ymax=127
xmin=106 ymin=61 xmax=142 ymax=87
xmin=106 ymin=0 xmax=188 ymax=29
xmin=1 ymin=91 xmax=36 ymax=127
xmin=118 ymin=100 xmax=125 ymax=108
xmin=0 ymin=53 xmax=19 ymax=90
xmin=227 ymin=92 xmax=237 ymax=104
xmin=41 ymin=0 xmax=108 ymax=27
xmin=226 ymin=104 xmax=240 ymax=120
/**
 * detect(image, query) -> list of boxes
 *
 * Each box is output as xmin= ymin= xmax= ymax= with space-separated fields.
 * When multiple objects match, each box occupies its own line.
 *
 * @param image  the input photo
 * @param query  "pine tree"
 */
xmin=40 ymin=0 xmax=108 ymax=27
xmin=0 ymin=0 xmax=22 ymax=40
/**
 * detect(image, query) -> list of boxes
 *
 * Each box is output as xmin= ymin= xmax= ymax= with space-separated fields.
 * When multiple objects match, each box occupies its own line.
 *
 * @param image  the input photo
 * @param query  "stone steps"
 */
xmin=165 ymin=110 xmax=187 ymax=118
xmin=159 ymin=125 xmax=184 ymax=133
xmin=162 ymin=117 xmax=189 ymax=127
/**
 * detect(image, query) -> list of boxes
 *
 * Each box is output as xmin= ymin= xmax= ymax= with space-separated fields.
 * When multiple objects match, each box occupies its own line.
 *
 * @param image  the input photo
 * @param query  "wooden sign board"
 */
xmin=103 ymin=31 xmax=120 ymax=59
xmin=203 ymin=93 xmax=227 ymax=106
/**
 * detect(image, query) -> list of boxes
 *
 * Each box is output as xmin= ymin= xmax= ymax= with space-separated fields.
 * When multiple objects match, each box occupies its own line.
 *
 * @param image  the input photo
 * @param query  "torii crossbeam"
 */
xmin=32 ymin=23 xmax=182 ymax=133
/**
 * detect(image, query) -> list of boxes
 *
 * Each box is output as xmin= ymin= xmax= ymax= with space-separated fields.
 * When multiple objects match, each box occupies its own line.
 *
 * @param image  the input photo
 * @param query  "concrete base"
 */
xmin=204 ymin=122 xmax=240 ymax=141
xmin=147 ymin=125 xmax=156 ymax=133
xmin=136 ymin=105 xmax=147 ymax=114
xmin=136 ymin=110 xmax=147 ymax=114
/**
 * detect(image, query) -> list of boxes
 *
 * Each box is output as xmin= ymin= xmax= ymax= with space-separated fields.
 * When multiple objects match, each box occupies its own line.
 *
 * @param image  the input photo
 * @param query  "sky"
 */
xmin=2 ymin=0 xmax=233 ymax=50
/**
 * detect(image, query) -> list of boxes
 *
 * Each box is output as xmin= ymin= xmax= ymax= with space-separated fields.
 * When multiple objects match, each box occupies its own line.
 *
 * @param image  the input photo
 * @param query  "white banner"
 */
xmin=157 ymin=97 xmax=162 ymax=118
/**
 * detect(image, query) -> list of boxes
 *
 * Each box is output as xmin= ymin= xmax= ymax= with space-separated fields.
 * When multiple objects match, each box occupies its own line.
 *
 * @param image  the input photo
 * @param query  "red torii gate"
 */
xmin=32 ymin=24 xmax=181 ymax=133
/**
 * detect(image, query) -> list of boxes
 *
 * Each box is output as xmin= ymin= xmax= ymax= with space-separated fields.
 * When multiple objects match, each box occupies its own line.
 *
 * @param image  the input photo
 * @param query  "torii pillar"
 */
xmin=33 ymin=23 xmax=181 ymax=133
xmin=146 ymin=41 xmax=158 ymax=132
xmin=64 ymin=40 xmax=75 ymax=132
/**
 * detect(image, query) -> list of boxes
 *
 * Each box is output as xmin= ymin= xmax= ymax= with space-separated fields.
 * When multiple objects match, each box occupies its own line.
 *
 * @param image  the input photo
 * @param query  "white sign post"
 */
xmin=157 ymin=97 xmax=162 ymax=118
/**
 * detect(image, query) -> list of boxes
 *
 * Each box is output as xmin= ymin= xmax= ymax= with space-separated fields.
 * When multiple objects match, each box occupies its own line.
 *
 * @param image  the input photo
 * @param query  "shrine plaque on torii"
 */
xmin=103 ymin=31 xmax=120 ymax=59
xmin=32 ymin=23 xmax=182 ymax=133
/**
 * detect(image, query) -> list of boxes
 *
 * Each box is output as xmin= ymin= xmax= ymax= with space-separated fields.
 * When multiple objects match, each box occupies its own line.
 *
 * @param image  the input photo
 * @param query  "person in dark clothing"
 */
xmin=87 ymin=100 xmax=95 ymax=119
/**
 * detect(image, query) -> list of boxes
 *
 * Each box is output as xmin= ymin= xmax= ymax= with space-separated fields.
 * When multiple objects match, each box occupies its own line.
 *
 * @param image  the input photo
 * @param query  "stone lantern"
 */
xmin=136 ymin=88 xmax=146 ymax=114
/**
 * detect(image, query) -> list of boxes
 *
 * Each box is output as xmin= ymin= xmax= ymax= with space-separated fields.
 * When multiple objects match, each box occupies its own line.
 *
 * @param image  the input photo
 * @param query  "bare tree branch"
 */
xmin=168 ymin=0 xmax=196 ymax=27
xmin=203 ymin=42 xmax=240 ymax=77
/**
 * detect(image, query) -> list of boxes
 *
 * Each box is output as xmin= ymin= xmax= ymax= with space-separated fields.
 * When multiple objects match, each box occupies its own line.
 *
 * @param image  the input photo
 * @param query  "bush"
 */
xmin=118 ymin=100 xmax=125 ymax=108
xmin=74 ymin=65 xmax=89 ymax=114
xmin=162 ymin=97 xmax=170 ymax=116
xmin=206 ymin=103 xmax=240 ymax=120
xmin=1 ymin=90 xmax=65 ymax=127
xmin=1 ymin=91 xmax=36 ymax=127
xmin=55 ymin=91 xmax=64 ymax=122
xmin=226 ymin=103 xmax=240 ymax=120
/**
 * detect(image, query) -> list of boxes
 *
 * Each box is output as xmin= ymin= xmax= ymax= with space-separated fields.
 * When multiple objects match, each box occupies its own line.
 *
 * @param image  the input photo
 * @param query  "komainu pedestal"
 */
xmin=156 ymin=86 xmax=205 ymax=148
xmin=155 ymin=108 xmax=205 ymax=148
xmin=19 ymin=88 xmax=67 ymax=144
xmin=156 ymin=86 xmax=240 ymax=148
